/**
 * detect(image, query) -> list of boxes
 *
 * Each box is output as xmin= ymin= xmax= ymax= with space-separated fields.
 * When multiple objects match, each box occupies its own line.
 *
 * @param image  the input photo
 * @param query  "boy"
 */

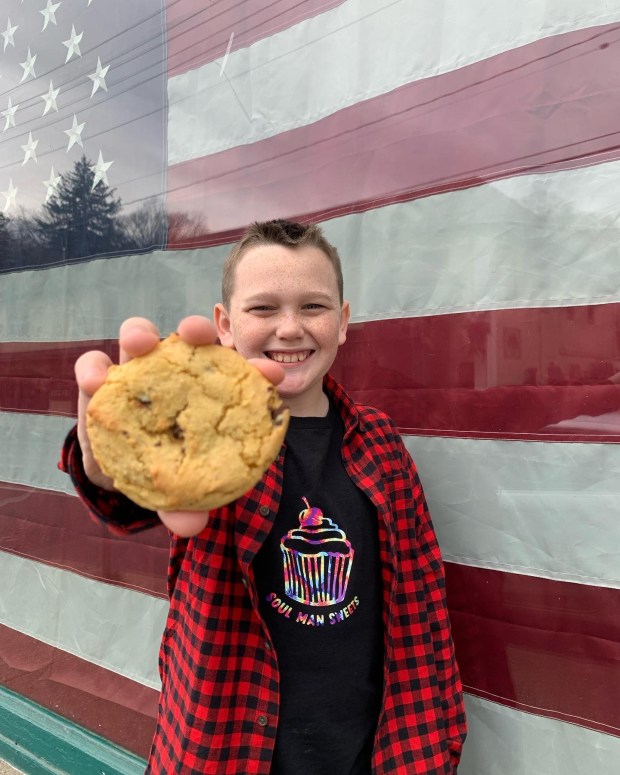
xmin=61 ymin=220 xmax=466 ymax=773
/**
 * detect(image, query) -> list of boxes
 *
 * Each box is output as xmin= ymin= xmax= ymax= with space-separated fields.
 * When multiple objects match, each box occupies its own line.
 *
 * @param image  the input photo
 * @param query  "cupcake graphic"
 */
xmin=280 ymin=498 xmax=354 ymax=606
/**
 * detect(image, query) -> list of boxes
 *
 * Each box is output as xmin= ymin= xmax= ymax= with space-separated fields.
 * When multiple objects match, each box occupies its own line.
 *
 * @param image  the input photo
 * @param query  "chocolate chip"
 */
xmin=171 ymin=423 xmax=184 ymax=440
xmin=270 ymin=403 xmax=287 ymax=426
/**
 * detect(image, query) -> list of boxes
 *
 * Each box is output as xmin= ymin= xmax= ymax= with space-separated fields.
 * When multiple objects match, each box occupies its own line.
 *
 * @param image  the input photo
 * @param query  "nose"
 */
xmin=275 ymin=310 xmax=303 ymax=340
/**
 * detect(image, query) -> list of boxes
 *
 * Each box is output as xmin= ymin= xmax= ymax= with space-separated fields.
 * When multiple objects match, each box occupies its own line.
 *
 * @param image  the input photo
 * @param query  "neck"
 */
xmin=284 ymin=388 xmax=329 ymax=418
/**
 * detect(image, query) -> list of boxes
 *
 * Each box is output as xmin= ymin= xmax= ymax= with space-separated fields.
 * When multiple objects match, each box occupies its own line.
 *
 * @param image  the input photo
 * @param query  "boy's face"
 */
xmin=214 ymin=243 xmax=350 ymax=416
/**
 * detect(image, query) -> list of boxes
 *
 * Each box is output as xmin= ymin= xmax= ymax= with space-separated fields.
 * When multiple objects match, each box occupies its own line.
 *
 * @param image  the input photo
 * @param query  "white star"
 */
xmin=90 ymin=150 xmax=113 ymax=188
xmin=64 ymin=114 xmax=85 ymax=150
xmin=1 ymin=18 xmax=18 ymax=52
xmin=40 ymin=0 xmax=61 ymax=32
xmin=19 ymin=48 xmax=37 ymax=82
xmin=88 ymin=56 xmax=109 ymax=97
xmin=41 ymin=80 xmax=60 ymax=115
xmin=62 ymin=24 xmax=82 ymax=62
xmin=21 ymin=131 xmax=39 ymax=165
xmin=1 ymin=97 xmax=19 ymax=132
xmin=43 ymin=166 xmax=61 ymax=202
xmin=1 ymin=179 xmax=17 ymax=214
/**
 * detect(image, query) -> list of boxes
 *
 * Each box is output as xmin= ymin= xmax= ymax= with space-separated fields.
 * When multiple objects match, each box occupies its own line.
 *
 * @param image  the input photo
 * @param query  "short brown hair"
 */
xmin=221 ymin=220 xmax=344 ymax=307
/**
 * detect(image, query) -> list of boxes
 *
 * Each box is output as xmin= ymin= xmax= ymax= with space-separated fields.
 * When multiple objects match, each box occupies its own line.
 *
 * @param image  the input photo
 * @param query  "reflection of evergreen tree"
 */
xmin=37 ymin=155 xmax=123 ymax=260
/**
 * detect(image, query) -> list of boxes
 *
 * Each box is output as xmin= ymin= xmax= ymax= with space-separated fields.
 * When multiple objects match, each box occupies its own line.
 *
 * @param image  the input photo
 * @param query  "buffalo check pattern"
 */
xmin=61 ymin=374 xmax=466 ymax=774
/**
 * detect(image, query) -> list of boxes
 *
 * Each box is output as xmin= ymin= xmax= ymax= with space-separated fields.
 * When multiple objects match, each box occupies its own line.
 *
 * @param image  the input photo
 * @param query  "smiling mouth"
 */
xmin=265 ymin=350 xmax=313 ymax=364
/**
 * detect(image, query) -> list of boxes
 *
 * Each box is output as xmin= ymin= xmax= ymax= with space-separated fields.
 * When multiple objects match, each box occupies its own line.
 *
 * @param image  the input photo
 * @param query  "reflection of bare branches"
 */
xmin=169 ymin=210 xmax=208 ymax=243
xmin=0 ymin=208 xmax=49 ymax=271
xmin=0 ymin=212 xmax=10 ymax=267
xmin=11 ymin=208 xmax=41 ymax=244
xmin=121 ymin=200 xmax=206 ymax=249
xmin=121 ymin=198 xmax=167 ymax=249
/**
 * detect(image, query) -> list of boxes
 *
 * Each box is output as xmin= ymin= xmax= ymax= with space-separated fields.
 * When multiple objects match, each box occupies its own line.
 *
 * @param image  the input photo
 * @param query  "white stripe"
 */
xmin=0 ymin=245 xmax=230 ymax=344
xmin=461 ymin=694 xmax=620 ymax=775
xmin=2 ymin=162 xmax=620 ymax=343
xmin=0 ymin=552 xmax=165 ymax=689
xmin=0 ymin=412 xmax=75 ymax=494
xmin=403 ymin=435 xmax=620 ymax=589
xmin=168 ymin=0 xmax=620 ymax=162
xmin=329 ymin=162 xmax=620 ymax=323
xmin=3 ymin=410 xmax=619 ymax=590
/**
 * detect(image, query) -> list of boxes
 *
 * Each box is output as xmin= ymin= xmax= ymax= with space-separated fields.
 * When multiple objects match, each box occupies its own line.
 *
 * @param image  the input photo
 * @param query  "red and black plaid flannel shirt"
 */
xmin=61 ymin=375 xmax=466 ymax=774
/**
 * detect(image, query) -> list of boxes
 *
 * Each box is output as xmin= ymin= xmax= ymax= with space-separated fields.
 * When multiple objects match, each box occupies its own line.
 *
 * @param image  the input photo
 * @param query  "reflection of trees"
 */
xmin=0 ymin=213 xmax=9 ymax=265
xmin=121 ymin=198 xmax=165 ymax=249
xmin=120 ymin=199 xmax=206 ymax=251
xmin=2 ymin=209 xmax=49 ymax=270
xmin=0 ymin=156 xmax=208 ymax=271
xmin=36 ymin=155 xmax=123 ymax=260
xmin=168 ymin=210 xmax=208 ymax=244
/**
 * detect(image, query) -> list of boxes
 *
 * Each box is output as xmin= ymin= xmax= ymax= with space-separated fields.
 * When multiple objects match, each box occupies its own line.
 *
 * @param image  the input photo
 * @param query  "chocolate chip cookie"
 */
xmin=87 ymin=334 xmax=289 ymax=511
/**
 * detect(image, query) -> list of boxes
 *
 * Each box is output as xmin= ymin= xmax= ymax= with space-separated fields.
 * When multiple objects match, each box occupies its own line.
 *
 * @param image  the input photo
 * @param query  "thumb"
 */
xmin=158 ymin=511 xmax=210 ymax=537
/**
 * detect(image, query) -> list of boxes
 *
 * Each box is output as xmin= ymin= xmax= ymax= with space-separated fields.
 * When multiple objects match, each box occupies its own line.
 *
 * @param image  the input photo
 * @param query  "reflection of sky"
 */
xmin=0 ymin=0 xmax=166 ymax=215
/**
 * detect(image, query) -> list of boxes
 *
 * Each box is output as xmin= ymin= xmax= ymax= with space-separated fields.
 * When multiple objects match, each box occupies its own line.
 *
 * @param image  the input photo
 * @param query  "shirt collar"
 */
xmin=323 ymin=373 xmax=360 ymax=438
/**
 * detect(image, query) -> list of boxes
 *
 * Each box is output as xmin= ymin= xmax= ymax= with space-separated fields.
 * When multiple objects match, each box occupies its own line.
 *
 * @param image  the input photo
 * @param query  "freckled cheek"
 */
xmin=312 ymin=320 xmax=342 ymax=347
xmin=231 ymin=320 xmax=271 ymax=356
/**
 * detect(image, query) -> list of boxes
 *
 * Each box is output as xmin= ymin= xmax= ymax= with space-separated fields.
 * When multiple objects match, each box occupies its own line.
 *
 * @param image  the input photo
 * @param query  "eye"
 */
xmin=303 ymin=303 xmax=325 ymax=310
xmin=248 ymin=305 xmax=275 ymax=314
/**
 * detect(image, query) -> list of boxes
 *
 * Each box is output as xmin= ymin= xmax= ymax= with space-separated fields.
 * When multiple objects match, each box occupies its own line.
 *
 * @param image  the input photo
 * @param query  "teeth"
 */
xmin=269 ymin=351 xmax=310 ymax=363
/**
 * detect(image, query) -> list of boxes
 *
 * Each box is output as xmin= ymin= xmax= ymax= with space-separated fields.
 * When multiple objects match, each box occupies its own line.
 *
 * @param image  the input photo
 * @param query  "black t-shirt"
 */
xmin=253 ymin=401 xmax=384 ymax=775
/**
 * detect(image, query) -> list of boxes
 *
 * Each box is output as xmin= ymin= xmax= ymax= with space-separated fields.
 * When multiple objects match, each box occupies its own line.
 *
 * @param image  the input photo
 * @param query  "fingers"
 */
xmin=118 ymin=316 xmax=217 ymax=363
xmin=75 ymin=350 xmax=116 ymax=490
xmin=177 ymin=315 xmax=218 ymax=346
xmin=157 ymin=510 xmax=210 ymax=537
xmin=119 ymin=317 xmax=160 ymax=364
xmin=75 ymin=350 xmax=114 ymax=397
xmin=248 ymin=357 xmax=285 ymax=386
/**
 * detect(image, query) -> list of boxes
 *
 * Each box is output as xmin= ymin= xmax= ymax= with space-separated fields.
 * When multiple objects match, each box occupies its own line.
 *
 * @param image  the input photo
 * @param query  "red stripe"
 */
xmin=446 ymin=563 xmax=620 ymax=736
xmin=2 ymin=304 xmax=619 ymax=440
xmin=0 ymin=624 xmax=157 ymax=758
xmin=331 ymin=305 xmax=620 ymax=441
xmin=6 ymin=551 xmax=618 ymax=744
xmin=0 ymin=340 xmax=116 ymax=416
xmin=0 ymin=483 xmax=168 ymax=597
xmin=166 ymin=0 xmax=346 ymax=77
xmin=167 ymin=23 xmax=620 ymax=243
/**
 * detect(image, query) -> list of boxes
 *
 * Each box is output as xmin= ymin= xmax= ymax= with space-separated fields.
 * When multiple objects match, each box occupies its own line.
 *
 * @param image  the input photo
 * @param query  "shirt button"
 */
xmin=259 ymin=505 xmax=269 ymax=517
xmin=257 ymin=715 xmax=268 ymax=727
xmin=265 ymin=640 xmax=271 ymax=651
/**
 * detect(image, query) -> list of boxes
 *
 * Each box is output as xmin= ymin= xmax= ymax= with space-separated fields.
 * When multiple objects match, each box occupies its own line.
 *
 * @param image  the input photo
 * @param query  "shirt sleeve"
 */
xmin=58 ymin=425 xmax=161 ymax=535
xmin=409 ymin=456 xmax=468 ymax=770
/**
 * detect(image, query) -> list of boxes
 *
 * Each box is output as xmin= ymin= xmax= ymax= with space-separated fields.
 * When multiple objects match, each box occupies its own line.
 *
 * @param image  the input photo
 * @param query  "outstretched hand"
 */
xmin=74 ymin=315 xmax=284 ymax=537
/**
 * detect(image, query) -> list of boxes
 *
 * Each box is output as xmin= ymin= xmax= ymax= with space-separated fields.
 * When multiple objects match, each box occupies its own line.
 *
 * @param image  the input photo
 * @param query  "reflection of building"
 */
xmin=457 ymin=305 xmax=619 ymax=389
xmin=337 ymin=304 xmax=619 ymax=392
xmin=494 ymin=305 xmax=618 ymax=387
xmin=333 ymin=303 xmax=620 ymax=439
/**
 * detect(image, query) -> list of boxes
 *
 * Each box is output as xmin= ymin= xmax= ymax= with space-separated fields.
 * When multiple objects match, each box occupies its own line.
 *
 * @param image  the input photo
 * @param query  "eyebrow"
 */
xmin=243 ymin=291 xmax=336 ymax=303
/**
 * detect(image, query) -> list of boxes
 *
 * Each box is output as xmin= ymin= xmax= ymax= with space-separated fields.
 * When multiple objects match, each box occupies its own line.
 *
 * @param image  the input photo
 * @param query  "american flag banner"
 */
xmin=1 ymin=1 xmax=619 ymax=772
xmin=0 ymin=0 xmax=167 ymax=269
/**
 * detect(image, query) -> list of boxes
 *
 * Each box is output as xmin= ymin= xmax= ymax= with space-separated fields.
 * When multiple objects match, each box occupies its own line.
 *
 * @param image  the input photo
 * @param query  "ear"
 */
xmin=214 ymin=303 xmax=235 ymax=348
xmin=338 ymin=300 xmax=351 ymax=346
